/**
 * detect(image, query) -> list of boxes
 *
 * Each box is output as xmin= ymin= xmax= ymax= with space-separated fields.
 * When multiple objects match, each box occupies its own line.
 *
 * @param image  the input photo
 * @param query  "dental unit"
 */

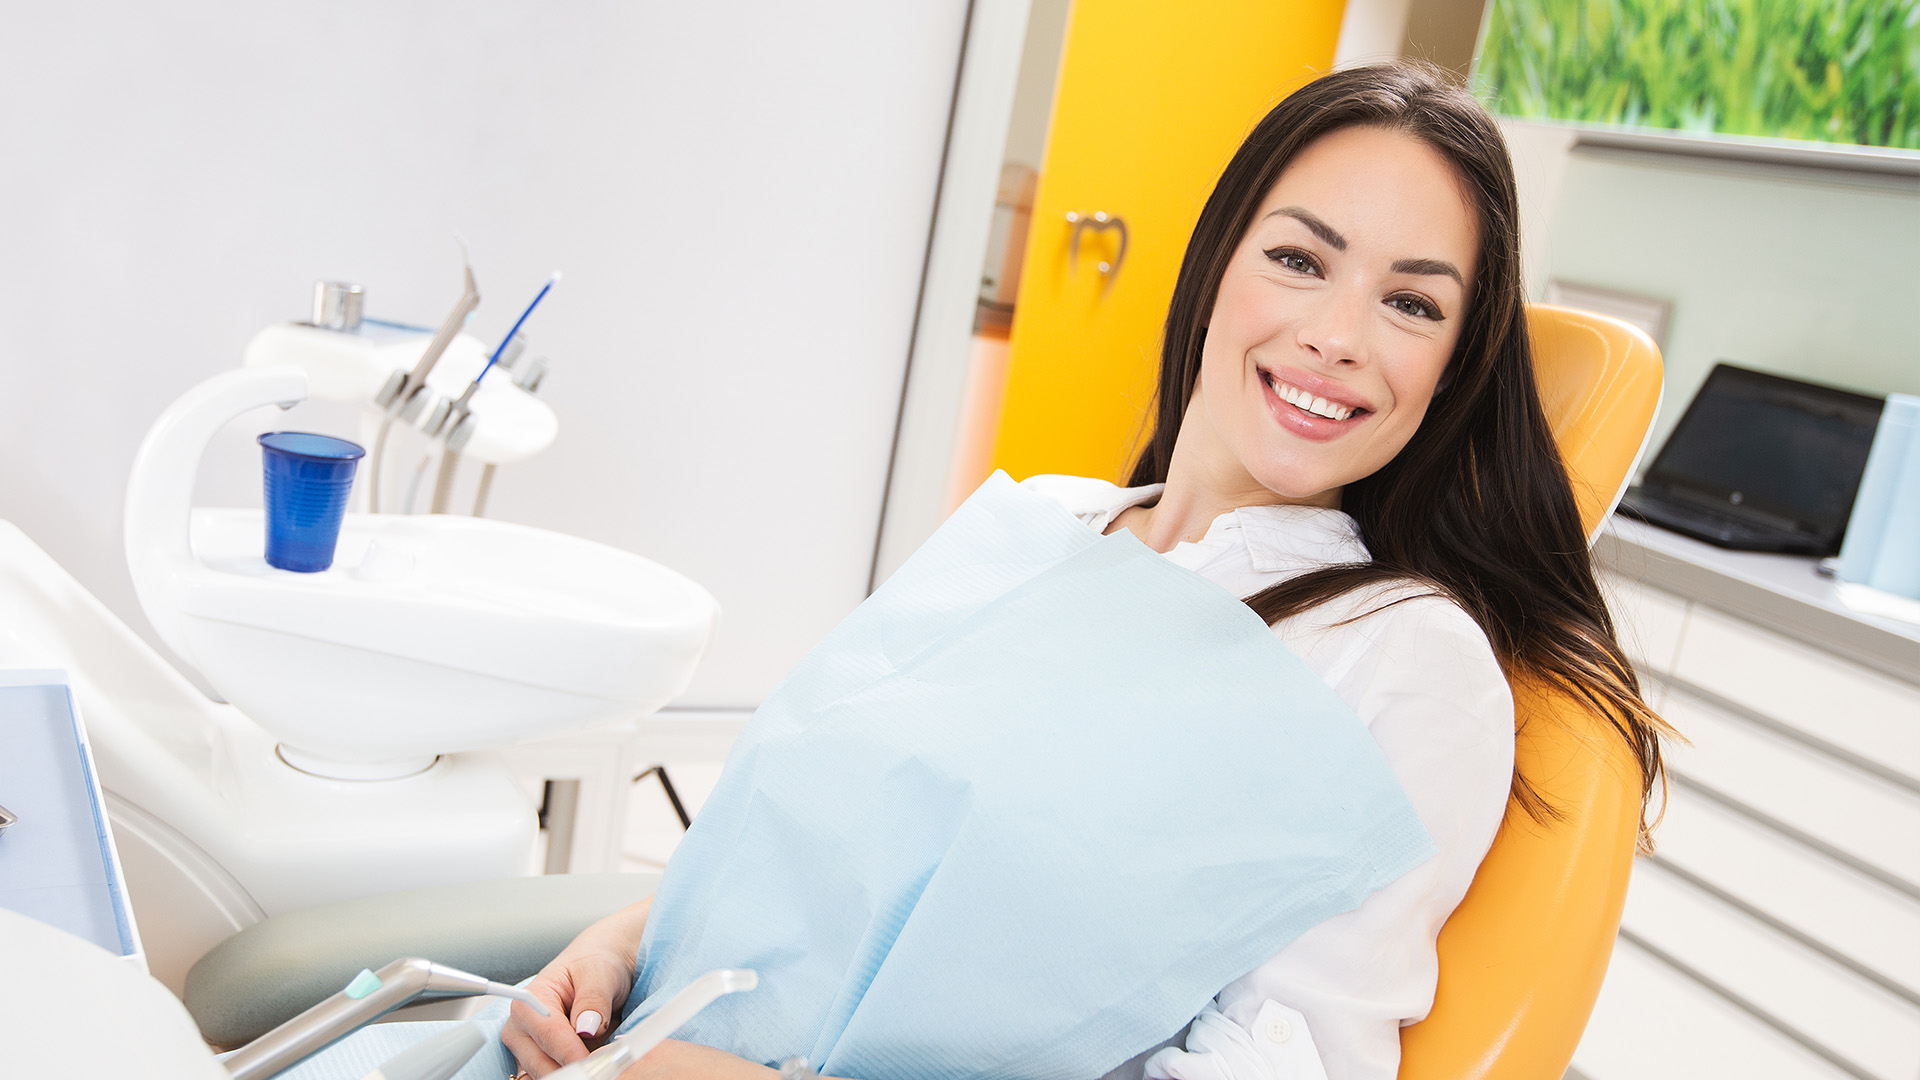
xmin=0 ymin=253 xmax=720 ymax=1002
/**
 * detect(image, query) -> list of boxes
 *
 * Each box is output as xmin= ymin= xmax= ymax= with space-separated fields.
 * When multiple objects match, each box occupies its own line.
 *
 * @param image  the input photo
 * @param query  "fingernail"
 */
xmin=576 ymin=1010 xmax=603 ymax=1037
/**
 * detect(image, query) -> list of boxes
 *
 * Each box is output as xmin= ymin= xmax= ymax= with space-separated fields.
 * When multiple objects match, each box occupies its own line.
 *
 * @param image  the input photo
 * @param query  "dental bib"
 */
xmin=625 ymin=473 xmax=1434 ymax=1079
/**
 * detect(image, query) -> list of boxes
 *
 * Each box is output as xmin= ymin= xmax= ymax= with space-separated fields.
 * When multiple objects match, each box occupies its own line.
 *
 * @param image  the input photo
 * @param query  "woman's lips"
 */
xmin=1259 ymin=369 xmax=1370 ymax=441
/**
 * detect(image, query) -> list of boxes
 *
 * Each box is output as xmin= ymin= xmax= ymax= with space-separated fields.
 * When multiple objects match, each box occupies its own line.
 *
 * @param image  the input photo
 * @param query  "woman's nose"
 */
xmin=1295 ymin=286 xmax=1370 ymax=367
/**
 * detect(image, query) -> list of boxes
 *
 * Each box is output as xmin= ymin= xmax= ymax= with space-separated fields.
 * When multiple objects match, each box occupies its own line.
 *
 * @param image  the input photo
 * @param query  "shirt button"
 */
xmin=1266 ymin=1016 xmax=1292 ymax=1044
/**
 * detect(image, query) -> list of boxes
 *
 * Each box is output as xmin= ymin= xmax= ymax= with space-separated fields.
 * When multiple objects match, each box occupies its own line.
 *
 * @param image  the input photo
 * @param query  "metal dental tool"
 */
xmin=221 ymin=957 xmax=548 ymax=1080
xmin=546 ymin=969 xmax=759 ymax=1080
xmin=427 ymin=271 xmax=560 ymax=515
xmin=368 ymin=247 xmax=481 ymax=512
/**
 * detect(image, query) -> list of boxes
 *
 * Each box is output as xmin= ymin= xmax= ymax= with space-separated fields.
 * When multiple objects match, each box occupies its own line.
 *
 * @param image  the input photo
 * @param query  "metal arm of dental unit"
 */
xmin=221 ymin=957 xmax=548 ymax=1080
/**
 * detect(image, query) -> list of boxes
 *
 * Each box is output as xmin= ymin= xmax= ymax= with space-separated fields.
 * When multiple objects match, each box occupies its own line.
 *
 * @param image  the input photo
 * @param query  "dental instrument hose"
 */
xmin=472 ymin=463 xmax=497 ymax=517
xmin=427 ymin=449 xmax=462 ymax=515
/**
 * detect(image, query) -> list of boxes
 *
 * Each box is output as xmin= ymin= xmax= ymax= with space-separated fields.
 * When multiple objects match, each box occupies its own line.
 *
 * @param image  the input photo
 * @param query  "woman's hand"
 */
xmin=502 ymin=897 xmax=653 ymax=1076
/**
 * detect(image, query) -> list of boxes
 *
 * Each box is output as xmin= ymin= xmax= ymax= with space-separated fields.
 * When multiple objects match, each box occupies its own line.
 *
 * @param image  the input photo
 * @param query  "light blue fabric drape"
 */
xmin=268 ymin=473 xmax=1431 ymax=1080
xmin=624 ymin=473 xmax=1433 ymax=1079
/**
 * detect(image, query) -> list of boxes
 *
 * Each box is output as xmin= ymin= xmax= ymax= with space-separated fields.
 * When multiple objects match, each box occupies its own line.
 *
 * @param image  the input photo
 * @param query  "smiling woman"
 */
xmin=1126 ymin=63 xmax=1668 ymax=829
xmin=1080 ymin=63 xmax=1673 ymax=1077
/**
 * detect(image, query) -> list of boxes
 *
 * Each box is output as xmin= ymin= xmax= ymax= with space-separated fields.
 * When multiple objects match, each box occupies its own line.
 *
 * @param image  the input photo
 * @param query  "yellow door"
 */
xmin=984 ymin=0 xmax=1349 ymax=486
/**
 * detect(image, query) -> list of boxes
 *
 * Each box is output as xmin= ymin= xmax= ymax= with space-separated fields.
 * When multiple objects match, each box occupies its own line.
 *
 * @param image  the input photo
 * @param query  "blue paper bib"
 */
xmin=625 ymin=474 xmax=1434 ymax=1079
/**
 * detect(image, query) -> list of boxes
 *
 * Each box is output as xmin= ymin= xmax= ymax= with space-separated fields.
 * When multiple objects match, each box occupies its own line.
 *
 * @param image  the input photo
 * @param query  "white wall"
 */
xmin=0 ymin=1 xmax=968 ymax=706
xmin=1542 ymin=146 xmax=1920 ymax=455
xmin=1498 ymin=119 xmax=1580 ymax=299
xmin=1333 ymin=0 xmax=1415 ymax=67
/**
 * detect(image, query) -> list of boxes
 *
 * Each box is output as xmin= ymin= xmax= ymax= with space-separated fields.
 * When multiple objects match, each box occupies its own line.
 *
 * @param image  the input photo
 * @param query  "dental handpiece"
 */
xmin=546 ymin=969 xmax=759 ymax=1080
xmin=382 ymin=257 xmax=481 ymax=413
xmin=369 ymin=254 xmax=480 ymax=511
xmin=221 ymin=957 xmax=548 ymax=1080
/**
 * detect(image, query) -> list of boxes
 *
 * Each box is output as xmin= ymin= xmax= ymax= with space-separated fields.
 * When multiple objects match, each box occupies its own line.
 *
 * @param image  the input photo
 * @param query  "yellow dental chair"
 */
xmin=1400 ymin=307 xmax=1661 ymax=1080
xmin=986 ymin=302 xmax=1664 ymax=1080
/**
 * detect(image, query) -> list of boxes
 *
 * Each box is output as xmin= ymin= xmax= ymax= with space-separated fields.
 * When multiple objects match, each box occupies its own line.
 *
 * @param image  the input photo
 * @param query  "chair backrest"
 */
xmin=978 ymin=303 xmax=1664 ymax=1078
xmin=1398 ymin=305 xmax=1661 ymax=1079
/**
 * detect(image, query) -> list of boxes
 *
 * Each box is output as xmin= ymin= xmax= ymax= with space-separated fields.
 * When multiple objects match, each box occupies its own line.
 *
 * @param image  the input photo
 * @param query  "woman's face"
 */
xmin=1185 ymin=125 xmax=1479 ymax=509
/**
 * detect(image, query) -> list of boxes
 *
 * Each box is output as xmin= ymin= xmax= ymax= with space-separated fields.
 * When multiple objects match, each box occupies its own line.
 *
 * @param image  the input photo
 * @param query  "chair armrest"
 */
xmin=184 ymin=873 xmax=659 ymax=1048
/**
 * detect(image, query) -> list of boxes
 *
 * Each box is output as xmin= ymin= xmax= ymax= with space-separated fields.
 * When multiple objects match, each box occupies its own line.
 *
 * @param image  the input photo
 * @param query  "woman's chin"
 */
xmin=1247 ymin=469 xmax=1344 ymax=508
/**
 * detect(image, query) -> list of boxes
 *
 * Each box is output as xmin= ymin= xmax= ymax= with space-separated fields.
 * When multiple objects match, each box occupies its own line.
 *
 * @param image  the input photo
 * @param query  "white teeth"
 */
xmin=1269 ymin=377 xmax=1355 ymax=421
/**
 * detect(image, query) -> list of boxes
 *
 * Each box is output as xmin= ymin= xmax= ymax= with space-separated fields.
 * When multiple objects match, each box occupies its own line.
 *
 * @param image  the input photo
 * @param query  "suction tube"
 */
xmin=221 ymin=957 xmax=548 ymax=1080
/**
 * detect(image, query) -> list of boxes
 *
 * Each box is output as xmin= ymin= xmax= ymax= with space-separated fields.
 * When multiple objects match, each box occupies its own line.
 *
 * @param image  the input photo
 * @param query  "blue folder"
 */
xmin=0 ymin=670 xmax=139 ymax=961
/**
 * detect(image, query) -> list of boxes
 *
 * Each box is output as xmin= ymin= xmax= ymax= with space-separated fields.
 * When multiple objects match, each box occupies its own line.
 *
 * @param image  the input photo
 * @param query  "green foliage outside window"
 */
xmin=1474 ymin=0 xmax=1920 ymax=151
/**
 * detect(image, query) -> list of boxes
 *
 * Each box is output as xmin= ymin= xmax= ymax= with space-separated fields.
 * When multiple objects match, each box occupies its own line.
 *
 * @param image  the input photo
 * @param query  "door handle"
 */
xmin=1066 ymin=211 xmax=1128 ymax=282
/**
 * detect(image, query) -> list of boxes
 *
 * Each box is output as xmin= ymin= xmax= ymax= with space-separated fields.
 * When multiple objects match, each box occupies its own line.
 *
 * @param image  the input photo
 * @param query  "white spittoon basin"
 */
xmin=127 ymin=365 xmax=720 ymax=781
xmin=185 ymin=509 xmax=718 ymax=777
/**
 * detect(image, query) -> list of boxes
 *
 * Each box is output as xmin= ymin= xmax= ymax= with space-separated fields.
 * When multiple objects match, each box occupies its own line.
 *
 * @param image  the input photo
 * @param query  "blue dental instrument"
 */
xmin=477 ymin=271 xmax=561 ymax=389
xmin=426 ymin=271 xmax=561 ymax=515
xmin=436 ymin=271 xmax=562 ymax=441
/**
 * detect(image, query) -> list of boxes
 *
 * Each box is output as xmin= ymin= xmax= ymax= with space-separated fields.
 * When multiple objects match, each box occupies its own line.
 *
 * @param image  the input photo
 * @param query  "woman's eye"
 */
xmin=1263 ymin=247 xmax=1319 ymax=276
xmin=1388 ymin=294 xmax=1441 ymax=320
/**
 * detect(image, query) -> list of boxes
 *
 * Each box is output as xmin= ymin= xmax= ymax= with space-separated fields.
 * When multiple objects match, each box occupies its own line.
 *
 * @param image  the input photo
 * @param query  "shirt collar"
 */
xmin=1088 ymin=483 xmax=1370 ymax=574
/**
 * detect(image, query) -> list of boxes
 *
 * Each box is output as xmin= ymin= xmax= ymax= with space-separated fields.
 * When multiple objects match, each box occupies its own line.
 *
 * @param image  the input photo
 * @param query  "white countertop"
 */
xmin=1597 ymin=515 xmax=1920 ymax=683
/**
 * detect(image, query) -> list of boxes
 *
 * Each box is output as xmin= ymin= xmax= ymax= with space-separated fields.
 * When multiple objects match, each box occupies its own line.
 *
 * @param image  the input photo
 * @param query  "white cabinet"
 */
xmin=1576 ymin=573 xmax=1920 ymax=1080
xmin=1599 ymin=570 xmax=1691 ymax=681
xmin=1674 ymin=606 xmax=1920 ymax=787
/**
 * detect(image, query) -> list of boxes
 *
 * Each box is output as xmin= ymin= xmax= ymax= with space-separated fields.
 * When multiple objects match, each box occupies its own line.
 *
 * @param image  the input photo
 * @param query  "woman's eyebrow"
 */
xmin=1391 ymin=258 xmax=1464 ymax=285
xmin=1265 ymin=206 xmax=1346 ymax=251
xmin=1265 ymin=207 xmax=1463 ymax=285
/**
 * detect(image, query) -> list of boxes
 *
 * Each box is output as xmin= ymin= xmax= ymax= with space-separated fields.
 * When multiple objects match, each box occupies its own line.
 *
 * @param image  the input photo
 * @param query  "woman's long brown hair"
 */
xmin=1129 ymin=62 xmax=1672 ymax=847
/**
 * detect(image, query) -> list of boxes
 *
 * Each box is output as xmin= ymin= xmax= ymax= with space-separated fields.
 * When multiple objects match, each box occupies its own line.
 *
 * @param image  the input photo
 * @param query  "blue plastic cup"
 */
xmin=258 ymin=432 xmax=365 ymax=572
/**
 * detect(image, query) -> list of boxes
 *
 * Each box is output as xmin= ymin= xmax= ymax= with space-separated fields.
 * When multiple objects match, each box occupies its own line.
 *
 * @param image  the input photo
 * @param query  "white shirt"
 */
xmin=1020 ymin=475 xmax=1514 ymax=1080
